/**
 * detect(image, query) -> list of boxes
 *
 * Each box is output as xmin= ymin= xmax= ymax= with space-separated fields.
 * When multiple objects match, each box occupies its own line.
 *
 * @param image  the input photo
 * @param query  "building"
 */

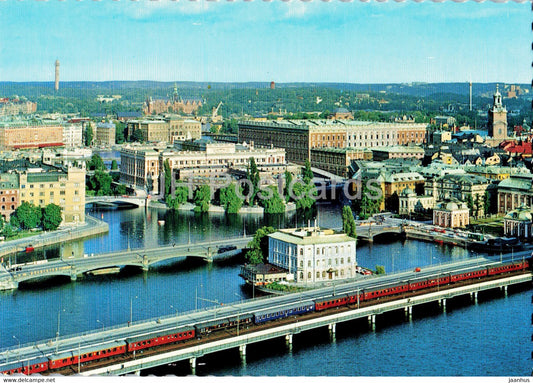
xmin=268 ymin=227 xmax=357 ymax=283
xmin=239 ymin=263 xmax=291 ymax=286
xmin=497 ymin=173 xmax=533 ymax=214
xmin=0 ymin=122 xmax=64 ymax=150
xmin=238 ymin=119 xmax=428 ymax=165
xmin=487 ymin=85 xmax=508 ymax=142
xmin=120 ymin=141 xmax=288 ymax=195
xmin=143 ymin=84 xmax=202 ymax=115
xmin=0 ymin=160 xmax=85 ymax=224
xmin=371 ymin=146 xmax=425 ymax=162
xmin=329 ymin=108 xmax=354 ymax=120
xmin=310 ymin=147 xmax=370 ymax=178
xmin=426 ymin=173 xmax=490 ymax=217
xmin=95 ymin=122 xmax=116 ymax=146
xmin=0 ymin=173 xmax=19 ymax=221
xmin=433 ymin=199 xmax=469 ymax=228
xmin=116 ymin=112 xmax=142 ymax=122
xmin=126 ymin=117 xmax=201 ymax=144
xmin=398 ymin=187 xmax=435 ymax=216
xmin=503 ymin=205 xmax=532 ymax=239
xmin=62 ymin=123 xmax=83 ymax=148
xmin=0 ymin=99 xmax=37 ymax=116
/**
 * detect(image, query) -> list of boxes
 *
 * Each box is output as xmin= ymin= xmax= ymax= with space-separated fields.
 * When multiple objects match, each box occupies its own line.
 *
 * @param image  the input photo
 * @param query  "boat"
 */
xmin=158 ymin=220 xmax=165 ymax=226
xmin=87 ymin=267 xmax=121 ymax=276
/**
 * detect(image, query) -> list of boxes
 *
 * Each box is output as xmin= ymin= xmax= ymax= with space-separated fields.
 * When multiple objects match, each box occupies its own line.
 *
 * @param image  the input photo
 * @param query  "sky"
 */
xmin=0 ymin=1 xmax=529 ymax=84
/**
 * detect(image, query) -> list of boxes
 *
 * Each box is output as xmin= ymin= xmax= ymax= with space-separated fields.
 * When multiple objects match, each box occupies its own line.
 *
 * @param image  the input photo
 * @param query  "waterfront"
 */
xmin=0 ymin=203 xmax=530 ymax=376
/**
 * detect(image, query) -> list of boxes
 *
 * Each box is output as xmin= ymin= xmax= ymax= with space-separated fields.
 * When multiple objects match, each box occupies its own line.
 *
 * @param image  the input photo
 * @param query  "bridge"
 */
xmin=355 ymin=223 xmax=405 ymax=242
xmin=0 ymin=254 xmax=529 ymax=376
xmin=0 ymin=236 xmax=253 ymax=290
xmin=86 ymin=196 xmax=147 ymax=208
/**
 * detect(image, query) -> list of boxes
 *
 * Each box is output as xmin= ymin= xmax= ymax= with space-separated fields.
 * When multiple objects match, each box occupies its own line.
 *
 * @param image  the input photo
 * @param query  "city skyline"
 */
xmin=0 ymin=1 xmax=529 ymax=84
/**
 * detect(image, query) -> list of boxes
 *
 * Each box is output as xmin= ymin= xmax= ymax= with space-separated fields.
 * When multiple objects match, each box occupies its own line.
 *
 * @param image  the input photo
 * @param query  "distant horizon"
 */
xmin=0 ymin=2 xmax=529 ymax=84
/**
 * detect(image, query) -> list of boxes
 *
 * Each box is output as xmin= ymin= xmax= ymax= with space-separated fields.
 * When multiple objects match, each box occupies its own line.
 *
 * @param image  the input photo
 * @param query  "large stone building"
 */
xmin=95 ymin=122 xmax=116 ymax=146
xmin=0 ymin=98 xmax=37 ymax=116
xmin=238 ymin=119 xmax=427 ymax=164
xmin=268 ymin=227 xmax=357 ymax=284
xmin=126 ymin=117 xmax=201 ymax=144
xmin=143 ymin=85 xmax=202 ymax=115
xmin=497 ymin=173 xmax=533 ymax=214
xmin=371 ymin=146 xmax=425 ymax=161
xmin=310 ymin=147 xmax=370 ymax=177
xmin=0 ymin=122 xmax=64 ymax=150
xmin=503 ymin=205 xmax=533 ymax=240
xmin=62 ymin=123 xmax=83 ymax=148
xmin=120 ymin=142 xmax=288 ymax=195
xmin=0 ymin=160 xmax=85 ymax=224
xmin=433 ymin=199 xmax=469 ymax=228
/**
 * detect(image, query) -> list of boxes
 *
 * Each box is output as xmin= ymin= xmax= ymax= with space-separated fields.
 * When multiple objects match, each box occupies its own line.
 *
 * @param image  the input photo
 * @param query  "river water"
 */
xmin=0 ymin=203 xmax=530 ymax=376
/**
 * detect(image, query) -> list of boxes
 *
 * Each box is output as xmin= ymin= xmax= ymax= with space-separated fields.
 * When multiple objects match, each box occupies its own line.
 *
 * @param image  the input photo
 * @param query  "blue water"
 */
xmin=0 ymin=204 xmax=530 ymax=376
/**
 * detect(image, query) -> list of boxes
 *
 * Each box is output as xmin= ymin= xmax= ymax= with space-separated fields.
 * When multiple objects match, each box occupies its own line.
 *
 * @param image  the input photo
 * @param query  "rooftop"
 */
xmin=269 ymin=227 xmax=355 ymax=246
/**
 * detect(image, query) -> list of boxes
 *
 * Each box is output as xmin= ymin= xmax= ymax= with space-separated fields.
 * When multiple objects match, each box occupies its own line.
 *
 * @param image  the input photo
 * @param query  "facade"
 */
xmin=120 ymin=142 xmax=287 ymax=195
xmin=239 ymin=263 xmax=291 ymax=286
xmin=268 ymin=227 xmax=357 ymax=284
xmin=371 ymin=146 xmax=425 ymax=161
xmin=398 ymin=187 xmax=435 ymax=216
xmin=487 ymin=85 xmax=508 ymax=141
xmin=0 ymin=122 xmax=64 ymax=150
xmin=433 ymin=199 xmax=469 ymax=228
xmin=238 ymin=119 xmax=428 ymax=164
xmin=426 ymin=173 xmax=490 ymax=217
xmin=497 ymin=173 xmax=533 ymax=214
xmin=62 ymin=124 xmax=83 ymax=148
xmin=126 ymin=117 xmax=201 ymax=144
xmin=143 ymin=85 xmax=202 ymax=115
xmin=310 ymin=147 xmax=370 ymax=177
xmin=0 ymin=173 xmax=19 ymax=221
xmin=95 ymin=122 xmax=116 ymax=146
xmin=503 ymin=205 xmax=532 ymax=239
xmin=0 ymin=99 xmax=37 ymax=116
xmin=329 ymin=108 xmax=354 ymax=120
xmin=0 ymin=160 xmax=85 ymax=224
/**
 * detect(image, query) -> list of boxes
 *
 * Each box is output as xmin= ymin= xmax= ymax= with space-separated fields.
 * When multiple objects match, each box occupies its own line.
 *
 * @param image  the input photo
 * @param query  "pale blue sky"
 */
xmin=0 ymin=1 xmax=529 ymax=83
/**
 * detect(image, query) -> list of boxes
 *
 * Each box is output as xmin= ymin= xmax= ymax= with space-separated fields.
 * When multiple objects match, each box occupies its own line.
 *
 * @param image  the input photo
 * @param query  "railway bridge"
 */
xmin=0 ymin=255 xmax=530 ymax=376
xmin=0 ymin=236 xmax=252 ymax=290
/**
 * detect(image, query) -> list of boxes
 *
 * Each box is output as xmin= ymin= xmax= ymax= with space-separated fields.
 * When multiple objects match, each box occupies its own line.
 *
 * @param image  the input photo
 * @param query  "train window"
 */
xmin=63 ymin=359 xmax=67 ymax=363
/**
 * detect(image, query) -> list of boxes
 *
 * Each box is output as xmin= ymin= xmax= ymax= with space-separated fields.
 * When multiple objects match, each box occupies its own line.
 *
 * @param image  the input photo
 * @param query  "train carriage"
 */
xmin=22 ymin=356 xmax=49 ymax=375
xmin=194 ymin=318 xmax=231 ymax=336
xmin=78 ymin=340 xmax=127 ymax=365
xmin=227 ymin=313 xmax=254 ymax=328
xmin=314 ymin=294 xmax=350 ymax=311
xmin=363 ymin=282 xmax=409 ymax=300
xmin=0 ymin=361 xmax=24 ymax=375
xmin=450 ymin=268 xmax=488 ymax=283
xmin=488 ymin=260 xmax=529 ymax=276
xmin=409 ymin=274 xmax=450 ymax=291
xmin=126 ymin=326 xmax=195 ymax=352
xmin=254 ymin=300 xmax=315 ymax=324
xmin=49 ymin=351 xmax=77 ymax=370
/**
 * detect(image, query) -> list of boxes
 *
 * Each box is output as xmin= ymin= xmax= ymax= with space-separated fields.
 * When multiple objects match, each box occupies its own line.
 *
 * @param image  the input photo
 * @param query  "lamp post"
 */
xmin=96 ymin=319 xmax=104 ymax=332
xmin=170 ymin=305 xmax=178 ymax=317
xmin=130 ymin=296 xmax=138 ymax=326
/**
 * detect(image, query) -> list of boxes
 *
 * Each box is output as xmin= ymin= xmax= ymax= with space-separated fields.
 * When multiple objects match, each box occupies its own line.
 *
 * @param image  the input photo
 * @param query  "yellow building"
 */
xmin=18 ymin=162 xmax=85 ymax=224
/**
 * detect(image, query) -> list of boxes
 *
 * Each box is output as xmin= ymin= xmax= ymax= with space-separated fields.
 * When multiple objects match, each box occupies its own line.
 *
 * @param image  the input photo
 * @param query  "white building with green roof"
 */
xmin=268 ymin=227 xmax=357 ymax=284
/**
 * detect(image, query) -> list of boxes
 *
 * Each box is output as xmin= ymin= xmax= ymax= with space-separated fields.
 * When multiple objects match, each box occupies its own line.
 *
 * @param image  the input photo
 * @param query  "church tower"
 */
xmin=487 ymin=84 xmax=507 ymax=140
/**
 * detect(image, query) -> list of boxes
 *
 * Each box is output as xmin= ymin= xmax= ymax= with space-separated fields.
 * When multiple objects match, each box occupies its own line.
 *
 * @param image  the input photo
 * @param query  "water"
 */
xmin=0 ymin=203 xmax=530 ymax=376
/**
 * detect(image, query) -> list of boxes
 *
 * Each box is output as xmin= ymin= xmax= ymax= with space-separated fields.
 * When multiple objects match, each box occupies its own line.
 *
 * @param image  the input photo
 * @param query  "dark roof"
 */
xmin=117 ymin=112 xmax=142 ymax=118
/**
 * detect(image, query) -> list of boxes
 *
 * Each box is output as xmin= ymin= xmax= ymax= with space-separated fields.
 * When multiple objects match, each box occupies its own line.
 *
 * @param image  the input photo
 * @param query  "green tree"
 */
xmin=175 ymin=185 xmax=189 ymax=206
xmin=193 ymin=185 xmax=211 ymax=213
xmin=291 ymin=181 xmax=316 ymax=210
xmin=2 ymin=223 xmax=15 ymax=238
xmin=356 ymin=181 xmax=383 ymax=219
xmin=375 ymin=265 xmax=386 ymax=275
xmin=301 ymin=159 xmax=314 ymax=184
xmin=131 ymin=129 xmax=144 ymax=143
xmin=164 ymin=159 xmax=172 ymax=198
xmin=42 ymin=203 xmax=62 ymax=231
xmin=246 ymin=157 xmax=260 ymax=205
xmin=87 ymin=153 xmax=106 ymax=171
xmin=115 ymin=121 xmax=125 ymax=144
xmin=84 ymin=124 xmax=94 ymax=147
xmin=483 ymin=191 xmax=491 ymax=216
xmin=342 ymin=206 xmax=357 ymax=238
xmin=474 ymin=194 xmax=481 ymax=218
xmin=245 ymin=226 xmax=276 ymax=264
xmin=12 ymin=202 xmax=42 ymax=230
xmin=259 ymin=186 xmax=285 ymax=214
xmin=111 ymin=159 xmax=118 ymax=171
xmin=465 ymin=195 xmax=474 ymax=216
xmin=219 ymin=183 xmax=244 ymax=214
xmin=87 ymin=170 xmax=113 ymax=196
